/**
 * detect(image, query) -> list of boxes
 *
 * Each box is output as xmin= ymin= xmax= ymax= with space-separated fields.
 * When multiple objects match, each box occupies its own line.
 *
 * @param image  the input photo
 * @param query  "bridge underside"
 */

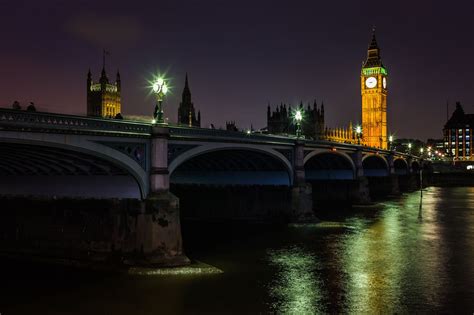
xmin=305 ymin=152 xmax=355 ymax=180
xmin=171 ymin=149 xmax=291 ymax=186
xmin=363 ymin=155 xmax=389 ymax=177
xmin=394 ymin=159 xmax=409 ymax=175
xmin=0 ymin=143 xmax=141 ymax=198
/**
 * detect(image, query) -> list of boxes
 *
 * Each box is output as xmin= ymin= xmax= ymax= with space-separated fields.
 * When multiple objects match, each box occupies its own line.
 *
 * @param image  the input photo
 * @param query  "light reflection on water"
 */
xmin=262 ymin=187 xmax=463 ymax=313
xmin=1 ymin=187 xmax=473 ymax=314
xmin=267 ymin=246 xmax=324 ymax=314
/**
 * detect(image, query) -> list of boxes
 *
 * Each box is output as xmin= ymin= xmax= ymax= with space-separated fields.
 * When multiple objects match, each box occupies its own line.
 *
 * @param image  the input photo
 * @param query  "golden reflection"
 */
xmin=267 ymin=246 xmax=324 ymax=314
xmin=342 ymin=187 xmax=448 ymax=312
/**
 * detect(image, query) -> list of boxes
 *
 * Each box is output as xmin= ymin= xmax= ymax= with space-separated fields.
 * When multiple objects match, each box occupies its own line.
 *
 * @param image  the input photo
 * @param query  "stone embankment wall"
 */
xmin=0 ymin=195 xmax=188 ymax=267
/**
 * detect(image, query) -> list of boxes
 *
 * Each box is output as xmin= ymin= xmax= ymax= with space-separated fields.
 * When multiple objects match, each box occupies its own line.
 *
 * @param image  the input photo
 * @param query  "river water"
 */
xmin=1 ymin=186 xmax=473 ymax=314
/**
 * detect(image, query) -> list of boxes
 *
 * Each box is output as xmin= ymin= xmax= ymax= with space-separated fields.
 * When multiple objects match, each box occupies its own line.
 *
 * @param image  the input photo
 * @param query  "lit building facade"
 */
xmin=87 ymin=68 xmax=121 ymax=118
xmin=444 ymin=102 xmax=474 ymax=160
xmin=266 ymin=101 xmax=358 ymax=143
xmin=361 ymin=29 xmax=388 ymax=149
xmin=267 ymin=101 xmax=325 ymax=139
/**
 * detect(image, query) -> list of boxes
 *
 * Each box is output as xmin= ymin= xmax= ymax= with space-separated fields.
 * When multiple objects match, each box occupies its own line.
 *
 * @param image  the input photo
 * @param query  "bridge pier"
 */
xmin=353 ymin=150 xmax=371 ymax=204
xmin=387 ymin=155 xmax=400 ymax=195
xmin=132 ymin=125 xmax=189 ymax=265
xmin=290 ymin=140 xmax=318 ymax=222
xmin=130 ymin=193 xmax=189 ymax=265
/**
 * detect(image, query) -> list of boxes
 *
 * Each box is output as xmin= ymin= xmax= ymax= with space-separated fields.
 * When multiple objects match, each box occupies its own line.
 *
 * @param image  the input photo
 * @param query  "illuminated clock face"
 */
xmin=365 ymin=77 xmax=377 ymax=88
xmin=383 ymin=77 xmax=387 ymax=89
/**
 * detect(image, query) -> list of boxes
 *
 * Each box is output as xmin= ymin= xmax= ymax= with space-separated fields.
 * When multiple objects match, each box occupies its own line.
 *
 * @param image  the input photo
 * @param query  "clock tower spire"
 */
xmin=361 ymin=27 xmax=388 ymax=149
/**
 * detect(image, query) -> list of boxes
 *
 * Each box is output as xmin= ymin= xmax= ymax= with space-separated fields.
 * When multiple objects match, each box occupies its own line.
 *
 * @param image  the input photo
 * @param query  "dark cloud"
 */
xmin=66 ymin=13 xmax=143 ymax=47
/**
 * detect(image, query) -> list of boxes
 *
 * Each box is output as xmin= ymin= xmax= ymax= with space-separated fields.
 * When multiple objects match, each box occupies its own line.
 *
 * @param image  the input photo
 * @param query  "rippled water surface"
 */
xmin=1 ymin=187 xmax=474 ymax=314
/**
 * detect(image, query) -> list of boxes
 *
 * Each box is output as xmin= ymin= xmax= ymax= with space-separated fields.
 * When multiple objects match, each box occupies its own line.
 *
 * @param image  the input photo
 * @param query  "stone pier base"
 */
xmin=290 ymin=184 xmax=318 ymax=222
xmin=123 ymin=192 xmax=190 ymax=266
xmin=389 ymin=174 xmax=400 ymax=196
xmin=352 ymin=176 xmax=371 ymax=204
xmin=0 ymin=193 xmax=190 ymax=267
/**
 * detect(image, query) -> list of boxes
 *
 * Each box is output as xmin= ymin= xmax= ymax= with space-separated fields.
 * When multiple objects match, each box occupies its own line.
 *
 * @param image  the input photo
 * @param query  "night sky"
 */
xmin=1 ymin=0 xmax=474 ymax=140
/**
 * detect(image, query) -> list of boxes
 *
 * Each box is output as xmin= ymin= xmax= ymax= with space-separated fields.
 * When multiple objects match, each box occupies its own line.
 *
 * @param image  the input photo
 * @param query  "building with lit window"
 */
xmin=86 ymin=67 xmax=121 ymax=118
xmin=361 ymin=29 xmax=388 ymax=149
xmin=444 ymin=102 xmax=474 ymax=160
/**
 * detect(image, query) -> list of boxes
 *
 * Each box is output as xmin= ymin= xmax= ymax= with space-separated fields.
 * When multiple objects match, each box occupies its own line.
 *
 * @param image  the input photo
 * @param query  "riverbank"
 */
xmin=0 ymin=251 xmax=222 ymax=276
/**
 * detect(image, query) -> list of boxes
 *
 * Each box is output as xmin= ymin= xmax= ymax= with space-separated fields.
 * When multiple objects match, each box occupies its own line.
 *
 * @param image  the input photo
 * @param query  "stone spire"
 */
xmin=178 ymin=73 xmax=200 ymax=127
xmin=116 ymin=70 xmax=121 ymax=91
xmin=363 ymin=27 xmax=383 ymax=68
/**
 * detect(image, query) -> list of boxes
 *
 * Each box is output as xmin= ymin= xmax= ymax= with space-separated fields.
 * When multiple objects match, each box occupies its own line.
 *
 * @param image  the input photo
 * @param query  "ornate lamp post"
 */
xmin=294 ymin=109 xmax=303 ymax=138
xmin=408 ymin=142 xmax=412 ymax=154
xmin=420 ymin=147 xmax=424 ymax=157
xmin=152 ymin=77 xmax=169 ymax=124
xmin=389 ymin=135 xmax=393 ymax=151
xmin=355 ymin=125 xmax=362 ymax=145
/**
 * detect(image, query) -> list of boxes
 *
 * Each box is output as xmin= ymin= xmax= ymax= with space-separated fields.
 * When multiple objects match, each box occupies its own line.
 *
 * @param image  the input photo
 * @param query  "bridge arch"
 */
xmin=362 ymin=154 xmax=389 ymax=177
xmin=394 ymin=158 xmax=409 ymax=175
xmin=304 ymin=150 xmax=356 ymax=180
xmin=0 ymin=137 xmax=148 ymax=199
xmin=169 ymin=143 xmax=293 ymax=186
xmin=411 ymin=160 xmax=421 ymax=173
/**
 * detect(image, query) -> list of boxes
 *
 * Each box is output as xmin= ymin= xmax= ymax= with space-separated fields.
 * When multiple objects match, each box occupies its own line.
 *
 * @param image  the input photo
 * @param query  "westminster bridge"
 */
xmin=0 ymin=108 xmax=424 ymax=265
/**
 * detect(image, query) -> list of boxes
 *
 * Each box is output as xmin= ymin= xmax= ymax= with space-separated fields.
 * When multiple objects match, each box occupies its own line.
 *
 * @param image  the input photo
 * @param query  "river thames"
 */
xmin=1 ymin=186 xmax=473 ymax=314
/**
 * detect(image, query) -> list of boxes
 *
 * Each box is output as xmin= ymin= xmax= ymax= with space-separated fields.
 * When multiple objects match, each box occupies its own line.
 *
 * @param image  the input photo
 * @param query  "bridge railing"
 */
xmin=168 ymin=125 xmax=296 ymax=144
xmin=0 ymin=108 xmax=151 ymax=136
xmin=0 ymin=108 xmax=419 ymax=160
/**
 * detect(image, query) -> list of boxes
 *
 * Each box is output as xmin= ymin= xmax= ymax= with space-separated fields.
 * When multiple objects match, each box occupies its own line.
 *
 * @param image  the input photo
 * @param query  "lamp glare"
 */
xmin=295 ymin=110 xmax=302 ymax=122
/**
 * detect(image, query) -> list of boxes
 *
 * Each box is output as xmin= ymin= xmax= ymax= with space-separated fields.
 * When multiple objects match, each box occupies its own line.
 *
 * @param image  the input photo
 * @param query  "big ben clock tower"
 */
xmin=361 ymin=28 xmax=388 ymax=149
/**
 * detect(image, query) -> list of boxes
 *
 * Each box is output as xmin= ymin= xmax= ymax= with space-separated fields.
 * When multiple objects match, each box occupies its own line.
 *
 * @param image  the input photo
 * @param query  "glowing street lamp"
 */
xmin=420 ymin=147 xmax=424 ymax=156
xmin=389 ymin=135 xmax=394 ymax=151
xmin=152 ymin=77 xmax=169 ymax=123
xmin=294 ymin=109 xmax=303 ymax=138
xmin=355 ymin=125 xmax=362 ymax=145
xmin=408 ymin=143 xmax=412 ymax=154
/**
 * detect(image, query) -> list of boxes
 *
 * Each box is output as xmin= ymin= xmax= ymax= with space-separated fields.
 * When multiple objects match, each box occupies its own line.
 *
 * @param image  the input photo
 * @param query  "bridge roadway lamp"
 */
xmin=152 ymin=77 xmax=169 ymax=124
xmin=389 ymin=135 xmax=393 ymax=150
xmin=294 ymin=109 xmax=303 ymax=138
xmin=408 ymin=143 xmax=412 ymax=154
xmin=355 ymin=125 xmax=362 ymax=145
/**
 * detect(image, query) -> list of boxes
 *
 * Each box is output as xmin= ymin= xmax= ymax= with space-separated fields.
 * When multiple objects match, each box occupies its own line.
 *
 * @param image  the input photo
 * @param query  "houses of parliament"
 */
xmin=86 ymin=28 xmax=387 ymax=149
xmin=87 ymin=65 xmax=200 ymax=127
xmin=267 ymin=29 xmax=388 ymax=149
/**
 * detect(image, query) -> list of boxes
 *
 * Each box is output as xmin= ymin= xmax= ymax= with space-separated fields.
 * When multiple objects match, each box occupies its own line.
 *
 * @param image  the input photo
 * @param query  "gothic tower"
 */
xmin=177 ymin=74 xmax=201 ymax=127
xmin=87 ymin=64 xmax=121 ymax=118
xmin=361 ymin=28 xmax=388 ymax=149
